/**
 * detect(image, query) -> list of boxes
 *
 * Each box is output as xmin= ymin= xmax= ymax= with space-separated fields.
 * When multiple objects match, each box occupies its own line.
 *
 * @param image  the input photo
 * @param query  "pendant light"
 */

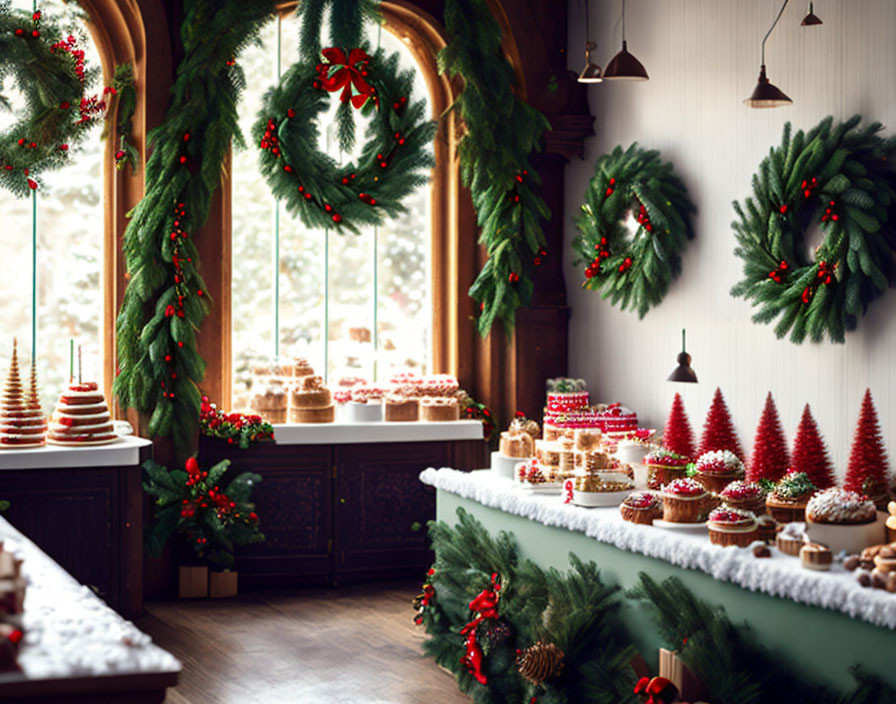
xmin=744 ymin=0 xmax=793 ymax=108
xmin=577 ymin=0 xmax=602 ymax=83
xmin=602 ymin=0 xmax=648 ymax=81
xmin=667 ymin=329 xmax=698 ymax=383
xmin=801 ymin=2 xmax=823 ymax=26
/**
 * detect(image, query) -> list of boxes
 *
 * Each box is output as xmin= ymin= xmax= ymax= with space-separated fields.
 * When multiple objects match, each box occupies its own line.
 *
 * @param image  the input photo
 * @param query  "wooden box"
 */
xmin=178 ymin=565 xmax=208 ymax=599
xmin=209 ymin=570 xmax=238 ymax=598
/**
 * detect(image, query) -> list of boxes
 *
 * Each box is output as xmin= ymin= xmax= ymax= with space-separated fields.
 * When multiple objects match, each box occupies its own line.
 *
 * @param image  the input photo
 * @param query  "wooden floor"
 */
xmin=137 ymin=581 xmax=471 ymax=704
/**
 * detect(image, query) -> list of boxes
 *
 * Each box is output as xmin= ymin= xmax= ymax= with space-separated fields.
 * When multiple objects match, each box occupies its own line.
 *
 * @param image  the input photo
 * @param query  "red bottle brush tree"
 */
xmin=663 ymin=393 xmax=695 ymax=458
xmin=790 ymin=404 xmax=835 ymax=490
xmin=843 ymin=389 xmax=890 ymax=505
xmin=747 ymin=392 xmax=790 ymax=483
xmin=699 ymin=388 xmax=744 ymax=461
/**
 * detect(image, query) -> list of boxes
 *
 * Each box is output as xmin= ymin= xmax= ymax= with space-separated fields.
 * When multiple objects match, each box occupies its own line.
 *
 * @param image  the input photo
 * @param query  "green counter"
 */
xmin=437 ymin=491 xmax=896 ymax=693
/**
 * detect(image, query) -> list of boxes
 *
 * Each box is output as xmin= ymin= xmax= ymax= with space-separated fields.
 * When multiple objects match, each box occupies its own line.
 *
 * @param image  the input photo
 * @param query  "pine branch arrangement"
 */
xmin=114 ymin=0 xmax=277 ymax=458
xmin=699 ymin=388 xmax=744 ymax=461
xmin=419 ymin=508 xmax=637 ymax=704
xmin=104 ymin=62 xmax=138 ymax=172
xmin=662 ymin=393 xmax=695 ymax=458
xmin=844 ymin=389 xmax=890 ymax=505
xmin=439 ymin=0 xmax=552 ymax=336
xmin=747 ymin=392 xmax=790 ymax=483
xmin=791 ymin=404 xmax=835 ymax=490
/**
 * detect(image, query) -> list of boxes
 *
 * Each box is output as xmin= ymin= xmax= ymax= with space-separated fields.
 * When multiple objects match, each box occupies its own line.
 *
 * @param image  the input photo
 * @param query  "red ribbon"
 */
xmin=318 ymin=48 xmax=375 ymax=108
xmin=458 ymin=573 xmax=502 ymax=684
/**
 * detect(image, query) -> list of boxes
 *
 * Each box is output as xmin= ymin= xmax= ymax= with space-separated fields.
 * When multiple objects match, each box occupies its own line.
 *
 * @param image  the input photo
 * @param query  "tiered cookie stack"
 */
xmin=0 ymin=342 xmax=48 ymax=449
xmin=48 ymin=381 xmax=117 ymax=445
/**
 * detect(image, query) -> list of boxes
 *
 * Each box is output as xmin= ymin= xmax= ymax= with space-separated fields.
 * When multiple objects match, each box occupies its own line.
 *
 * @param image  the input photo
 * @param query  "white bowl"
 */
xmin=614 ymin=441 xmax=652 ymax=466
xmin=805 ymin=511 xmax=887 ymax=555
xmin=572 ymin=489 xmax=632 ymax=508
xmin=343 ymin=402 xmax=383 ymax=423
xmin=491 ymin=452 xmax=526 ymax=480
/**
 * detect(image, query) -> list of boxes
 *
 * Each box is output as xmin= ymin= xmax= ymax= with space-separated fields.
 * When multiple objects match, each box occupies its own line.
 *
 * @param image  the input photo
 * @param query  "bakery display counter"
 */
xmin=423 ymin=468 xmax=896 ymax=693
xmin=199 ymin=422 xmax=486 ymax=586
xmin=0 ymin=515 xmax=179 ymax=702
xmin=0 ymin=437 xmax=152 ymax=618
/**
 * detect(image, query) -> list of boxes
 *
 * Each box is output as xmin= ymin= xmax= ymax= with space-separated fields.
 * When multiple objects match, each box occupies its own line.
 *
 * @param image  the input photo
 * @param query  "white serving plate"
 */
xmin=653 ymin=519 xmax=708 ymax=532
xmin=517 ymin=482 xmax=563 ymax=495
xmin=572 ymin=489 xmax=632 ymax=508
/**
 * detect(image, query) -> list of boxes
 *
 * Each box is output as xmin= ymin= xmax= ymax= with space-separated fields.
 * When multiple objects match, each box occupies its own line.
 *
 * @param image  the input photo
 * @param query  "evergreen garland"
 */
xmin=630 ymin=573 xmax=896 ymax=704
xmin=0 ymin=3 xmax=105 ymax=196
xmin=439 ymin=0 xmax=552 ymax=336
xmin=731 ymin=116 xmax=896 ymax=344
xmin=104 ymin=62 xmax=138 ymax=172
xmin=419 ymin=508 xmax=637 ymax=704
xmin=114 ymin=0 xmax=277 ymax=457
xmin=573 ymin=144 xmax=696 ymax=317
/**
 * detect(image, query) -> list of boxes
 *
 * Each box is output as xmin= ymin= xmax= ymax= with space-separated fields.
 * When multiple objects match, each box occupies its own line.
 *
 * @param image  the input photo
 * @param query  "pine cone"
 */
xmin=517 ymin=641 xmax=564 ymax=685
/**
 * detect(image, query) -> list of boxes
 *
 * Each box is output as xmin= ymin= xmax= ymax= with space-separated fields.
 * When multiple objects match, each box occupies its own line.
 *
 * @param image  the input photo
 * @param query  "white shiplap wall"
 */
xmin=563 ymin=0 xmax=896 ymax=477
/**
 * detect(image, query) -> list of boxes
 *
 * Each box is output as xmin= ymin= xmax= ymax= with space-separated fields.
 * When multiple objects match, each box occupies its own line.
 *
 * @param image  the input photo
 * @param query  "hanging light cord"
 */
xmin=622 ymin=0 xmax=626 ymax=42
xmin=761 ymin=0 xmax=792 ymax=64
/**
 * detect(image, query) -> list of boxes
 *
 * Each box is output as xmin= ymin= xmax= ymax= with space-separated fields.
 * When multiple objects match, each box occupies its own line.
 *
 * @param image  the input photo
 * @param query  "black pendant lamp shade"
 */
xmin=745 ymin=0 xmax=794 ymax=108
xmin=602 ymin=0 xmax=648 ymax=81
xmin=667 ymin=329 xmax=698 ymax=383
xmin=801 ymin=2 xmax=822 ymax=25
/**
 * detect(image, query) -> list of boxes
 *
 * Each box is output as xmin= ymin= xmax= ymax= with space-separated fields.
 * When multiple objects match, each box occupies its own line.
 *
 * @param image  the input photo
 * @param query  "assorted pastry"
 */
xmin=692 ymin=450 xmax=745 ymax=494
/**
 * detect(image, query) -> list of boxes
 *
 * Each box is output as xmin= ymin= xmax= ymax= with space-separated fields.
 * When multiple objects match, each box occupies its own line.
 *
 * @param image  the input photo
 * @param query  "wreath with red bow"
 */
xmin=254 ymin=46 xmax=435 ymax=233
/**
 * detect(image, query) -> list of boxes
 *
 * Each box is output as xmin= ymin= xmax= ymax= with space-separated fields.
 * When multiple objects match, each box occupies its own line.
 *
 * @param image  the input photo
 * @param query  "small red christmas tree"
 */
xmin=699 ymin=388 xmax=744 ymax=461
xmin=662 ymin=393 xmax=695 ymax=458
xmin=790 ymin=404 xmax=835 ymax=490
xmin=747 ymin=392 xmax=790 ymax=483
xmin=843 ymin=389 xmax=890 ymax=503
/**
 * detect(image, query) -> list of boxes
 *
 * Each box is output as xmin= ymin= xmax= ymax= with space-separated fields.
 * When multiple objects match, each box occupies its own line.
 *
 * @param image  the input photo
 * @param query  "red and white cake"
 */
xmin=595 ymin=403 xmax=638 ymax=436
xmin=0 ymin=344 xmax=47 ymax=449
xmin=48 ymin=381 xmax=117 ymax=445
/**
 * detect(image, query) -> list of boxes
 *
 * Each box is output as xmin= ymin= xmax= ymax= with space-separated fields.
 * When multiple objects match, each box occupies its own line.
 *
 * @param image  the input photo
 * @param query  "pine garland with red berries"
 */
xmin=747 ymin=392 xmax=790 ymax=483
xmin=791 ymin=404 xmax=835 ymax=490
xmin=199 ymin=397 xmax=274 ymax=450
xmin=0 ymin=3 xmax=108 ymax=196
xmin=143 ymin=456 xmax=264 ymax=569
xmin=731 ymin=116 xmax=896 ymax=344
xmin=114 ymin=0 xmax=278 ymax=457
xmin=844 ymin=389 xmax=890 ymax=505
xmin=699 ymin=388 xmax=744 ymax=461
xmin=662 ymin=393 xmax=695 ymax=458
xmin=440 ymin=0 xmax=552 ymax=336
xmin=573 ymin=143 xmax=696 ymax=318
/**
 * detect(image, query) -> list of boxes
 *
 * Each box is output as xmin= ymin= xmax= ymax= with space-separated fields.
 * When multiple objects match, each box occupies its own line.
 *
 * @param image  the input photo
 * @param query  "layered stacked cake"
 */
xmin=570 ymin=444 xmax=634 ymax=507
xmin=0 ymin=343 xmax=47 ymax=449
xmin=48 ymin=381 xmax=117 ymax=445
xmin=289 ymin=372 xmax=335 ymax=423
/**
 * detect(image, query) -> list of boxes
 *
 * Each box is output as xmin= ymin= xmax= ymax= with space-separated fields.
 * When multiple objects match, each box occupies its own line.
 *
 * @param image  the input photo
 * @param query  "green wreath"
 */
xmin=0 ymin=4 xmax=103 ymax=197
xmin=573 ymin=144 xmax=696 ymax=318
xmin=254 ymin=45 xmax=435 ymax=233
xmin=731 ymin=116 xmax=896 ymax=344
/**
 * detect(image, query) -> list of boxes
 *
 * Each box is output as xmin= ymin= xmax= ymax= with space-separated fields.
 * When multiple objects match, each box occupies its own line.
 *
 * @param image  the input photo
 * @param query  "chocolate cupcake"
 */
xmin=765 ymin=471 xmax=817 ymax=523
xmin=707 ymin=506 xmax=758 ymax=547
xmin=661 ymin=477 xmax=709 ymax=523
xmin=620 ymin=491 xmax=662 ymax=525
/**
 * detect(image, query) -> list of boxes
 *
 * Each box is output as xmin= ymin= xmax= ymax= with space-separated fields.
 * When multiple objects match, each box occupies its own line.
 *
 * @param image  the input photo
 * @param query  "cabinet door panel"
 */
xmin=335 ymin=442 xmax=449 ymax=579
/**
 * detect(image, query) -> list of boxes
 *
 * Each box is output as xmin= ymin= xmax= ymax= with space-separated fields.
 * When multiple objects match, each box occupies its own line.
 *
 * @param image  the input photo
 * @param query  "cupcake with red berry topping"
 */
xmin=765 ymin=471 xmax=817 ymax=523
xmin=693 ymin=450 xmax=745 ymax=493
xmin=661 ymin=477 xmax=710 ymax=523
xmin=644 ymin=448 xmax=691 ymax=489
xmin=719 ymin=481 xmax=768 ymax=515
xmin=620 ymin=491 xmax=663 ymax=525
xmin=707 ymin=506 xmax=758 ymax=547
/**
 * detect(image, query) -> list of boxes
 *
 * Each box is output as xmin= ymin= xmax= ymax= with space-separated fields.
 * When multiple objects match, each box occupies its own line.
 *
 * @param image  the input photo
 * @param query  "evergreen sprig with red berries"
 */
xmin=0 ymin=3 xmax=108 ymax=196
xmin=143 ymin=456 xmax=264 ymax=569
xmin=199 ymin=397 xmax=274 ymax=450
xmin=114 ymin=0 xmax=278 ymax=458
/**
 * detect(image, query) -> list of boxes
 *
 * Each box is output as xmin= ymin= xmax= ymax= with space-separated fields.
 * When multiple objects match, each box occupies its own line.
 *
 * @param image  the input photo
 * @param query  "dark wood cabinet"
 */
xmin=199 ymin=435 xmax=484 ymax=585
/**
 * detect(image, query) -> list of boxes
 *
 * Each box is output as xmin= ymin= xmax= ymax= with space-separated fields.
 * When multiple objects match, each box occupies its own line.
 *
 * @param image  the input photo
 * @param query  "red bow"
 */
xmin=634 ymin=676 xmax=680 ymax=704
xmin=318 ymin=48 xmax=375 ymax=108
xmin=458 ymin=573 xmax=502 ymax=685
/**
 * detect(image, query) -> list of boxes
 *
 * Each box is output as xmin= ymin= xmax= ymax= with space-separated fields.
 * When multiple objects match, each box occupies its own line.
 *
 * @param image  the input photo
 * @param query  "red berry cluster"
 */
xmin=50 ymin=34 xmax=86 ymax=83
xmin=508 ymin=272 xmax=519 ymax=284
xmin=603 ymin=176 xmax=617 ymax=199
xmin=585 ymin=236 xmax=611 ymax=278
xmin=767 ymin=259 xmax=789 ymax=283
xmin=200 ymin=396 xmax=274 ymax=446
xmin=12 ymin=10 xmax=41 ymax=38
xmin=801 ymin=176 xmax=818 ymax=199
xmin=635 ymin=203 xmax=653 ymax=232
xmin=533 ymin=247 xmax=546 ymax=267
xmin=800 ymin=260 xmax=836 ymax=303
xmin=820 ymin=199 xmax=839 ymax=222
xmin=617 ymin=256 xmax=633 ymax=273
xmin=179 ymin=456 xmax=260 ymax=546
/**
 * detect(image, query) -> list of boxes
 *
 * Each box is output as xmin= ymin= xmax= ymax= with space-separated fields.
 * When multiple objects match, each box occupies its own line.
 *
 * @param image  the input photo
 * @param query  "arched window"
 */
xmin=230 ymin=11 xmax=434 ymax=407
xmin=0 ymin=0 xmax=106 ymax=407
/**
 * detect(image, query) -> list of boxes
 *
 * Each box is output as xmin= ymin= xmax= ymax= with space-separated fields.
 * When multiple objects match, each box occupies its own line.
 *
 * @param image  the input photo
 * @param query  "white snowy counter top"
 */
xmin=272 ymin=419 xmax=484 ymax=445
xmin=0 ymin=516 xmax=179 ymax=698
xmin=421 ymin=468 xmax=896 ymax=631
xmin=0 ymin=436 xmax=152 ymax=471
